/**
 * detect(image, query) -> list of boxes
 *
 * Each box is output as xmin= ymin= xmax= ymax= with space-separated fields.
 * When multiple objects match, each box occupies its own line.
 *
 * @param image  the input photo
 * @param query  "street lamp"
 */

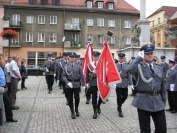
xmin=62 ymin=36 xmax=65 ymax=53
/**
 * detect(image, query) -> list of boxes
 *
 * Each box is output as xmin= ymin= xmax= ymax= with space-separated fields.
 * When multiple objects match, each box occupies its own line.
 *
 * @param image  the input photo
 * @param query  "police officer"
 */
xmin=165 ymin=59 xmax=177 ymax=113
xmin=43 ymin=53 xmax=55 ymax=94
xmin=115 ymin=53 xmax=129 ymax=117
xmin=86 ymin=51 xmax=103 ymax=119
xmin=127 ymin=44 xmax=167 ymax=133
xmin=160 ymin=56 xmax=169 ymax=77
xmin=62 ymin=52 xmax=84 ymax=119
xmin=60 ymin=52 xmax=69 ymax=104
xmin=76 ymin=55 xmax=82 ymax=65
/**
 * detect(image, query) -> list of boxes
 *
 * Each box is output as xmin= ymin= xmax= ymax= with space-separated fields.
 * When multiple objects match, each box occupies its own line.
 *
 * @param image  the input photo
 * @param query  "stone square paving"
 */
xmin=2 ymin=76 xmax=177 ymax=133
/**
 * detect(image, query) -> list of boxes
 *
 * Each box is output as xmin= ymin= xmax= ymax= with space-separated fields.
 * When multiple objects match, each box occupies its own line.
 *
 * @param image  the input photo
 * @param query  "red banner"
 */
xmin=96 ymin=41 xmax=122 ymax=100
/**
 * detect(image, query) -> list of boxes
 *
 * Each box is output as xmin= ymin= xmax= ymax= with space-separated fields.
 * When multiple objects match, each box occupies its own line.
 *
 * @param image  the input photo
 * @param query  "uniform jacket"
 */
xmin=62 ymin=63 xmax=84 ymax=89
xmin=160 ymin=62 xmax=169 ymax=77
xmin=116 ymin=62 xmax=130 ymax=88
xmin=164 ymin=68 xmax=177 ymax=91
xmin=60 ymin=60 xmax=69 ymax=81
xmin=127 ymin=56 xmax=166 ymax=112
xmin=75 ymin=60 xmax=82 ymax=66
xmin=86 ymin=62 xmax=97 ymax=87
xmin=43 ymin=60 xmax=56 ymax=75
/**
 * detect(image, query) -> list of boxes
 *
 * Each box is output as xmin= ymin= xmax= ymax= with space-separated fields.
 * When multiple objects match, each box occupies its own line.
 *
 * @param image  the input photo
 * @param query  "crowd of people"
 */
xmin=0 ymin=54 xmax=28 ymax=133
xmin=0 ymin=43 xmax=177 ymax=133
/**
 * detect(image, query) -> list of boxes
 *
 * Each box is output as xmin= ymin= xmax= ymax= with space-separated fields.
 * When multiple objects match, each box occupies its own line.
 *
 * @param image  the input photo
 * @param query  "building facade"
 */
xmin=0 ymin=0 xmax=139 ymax=66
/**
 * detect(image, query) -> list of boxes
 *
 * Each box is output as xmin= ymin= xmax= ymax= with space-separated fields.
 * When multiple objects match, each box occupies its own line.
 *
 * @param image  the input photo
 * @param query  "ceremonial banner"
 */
xmin=82 ymin=43 xmax=95 ymax=83
xmin=96 ymin=41 xmax=122 ymax=100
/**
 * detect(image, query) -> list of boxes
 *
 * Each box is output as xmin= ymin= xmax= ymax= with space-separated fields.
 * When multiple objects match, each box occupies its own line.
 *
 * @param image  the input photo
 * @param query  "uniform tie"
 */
xmin=94 ymin=61 xmax=96 ymax=66
xmin=149 ymin=64 xmax=154 ymax=74
xmin=120 ymin=63 xmax=122 ymax=68
xmin=72 ymin=64 xmax=74 ymax=68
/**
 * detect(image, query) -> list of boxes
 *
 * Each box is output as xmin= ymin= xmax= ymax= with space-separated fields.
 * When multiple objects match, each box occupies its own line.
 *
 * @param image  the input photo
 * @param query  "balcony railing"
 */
xmin=64 ymin=23 xmax=81 ymax=31
xmin=10 ymin=21 xmax=22 ymax=28
xmin=64 ymin=41 xmax=81 ymax=48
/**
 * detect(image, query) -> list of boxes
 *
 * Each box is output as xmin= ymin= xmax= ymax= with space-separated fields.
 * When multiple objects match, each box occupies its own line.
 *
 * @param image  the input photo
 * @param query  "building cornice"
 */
xmin=3 ymin=5 xmax=140 ymax=16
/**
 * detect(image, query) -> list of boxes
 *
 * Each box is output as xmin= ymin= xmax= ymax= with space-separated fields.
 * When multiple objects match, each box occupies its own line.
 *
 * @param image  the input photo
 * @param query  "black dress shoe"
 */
xmin=166 ymin=108 xmax=172 ymax=111
xmin=119 ymin=112 xmax=123 ymax=117
xmin=171 ymin=110 xmax=177 ymax=113
xmin=75 ymin=110 xmax=80 ymax=117
xmin=12 ymin=106 xmax=20 ymax=110
xmin=71 ymin=112 xmax=76 ymax=119
xmin=97 ymin=107 xmax=101 ymax=114
xmin=93 ymin=111 xmax=97 ymax=119
xmin=86 ymin=100 xmax=89 ymax=104
xmin=48 ymin=91 xmax=51 ymax=94
xmin=6 ymin=119 xmax=18 ymax=122
xmin=66 ymin=101 xmax=69 ymax=105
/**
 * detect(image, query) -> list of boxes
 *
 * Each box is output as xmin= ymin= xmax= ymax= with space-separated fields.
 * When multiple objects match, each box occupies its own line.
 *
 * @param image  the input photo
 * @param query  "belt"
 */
xmin=138 ymin=90 xmax=161 ymax=96
xmin=68 ymin=79 xmax=80 ymax=82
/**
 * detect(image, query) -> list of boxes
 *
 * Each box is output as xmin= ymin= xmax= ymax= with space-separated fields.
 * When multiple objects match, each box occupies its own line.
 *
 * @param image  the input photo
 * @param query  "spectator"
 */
xmin=20 ymin=60 xmax=28 ymax=90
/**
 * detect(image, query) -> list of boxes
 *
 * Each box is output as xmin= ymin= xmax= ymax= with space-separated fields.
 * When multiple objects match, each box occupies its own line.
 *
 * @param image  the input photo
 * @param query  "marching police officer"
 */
xmin=86 ymin=51 xmax=103 ymax=119
xmin=62 ymin=52 xmax=84 ymax=119
xmin=115 ymin=53 xmax=130 ymax=117
xmin=127 ymin=44 xmax=167 ymax=133
xmin=75 ymin=55 xmax=82 ymax=65
xmin=43 ymin=53 xmax=56 ymax=94
xmin=160 ymin=56 xmax=169 ymax=77
xmin=165 ymin=59 xmax=177 ymax=113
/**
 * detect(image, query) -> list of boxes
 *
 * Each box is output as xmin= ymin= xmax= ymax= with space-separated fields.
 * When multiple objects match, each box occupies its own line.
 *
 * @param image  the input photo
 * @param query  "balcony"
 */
xmin=2 ymin=39 xmax=21 ymax=47
xmin=10 ymin=21 xmax=22 ymax=29
xmin=64 ymin=41 xmax=81 ymax=48
xmin=64 ymin=23 xmax=81 ymax=31
xmin=3 ymin=21 xmax=10 ymax=28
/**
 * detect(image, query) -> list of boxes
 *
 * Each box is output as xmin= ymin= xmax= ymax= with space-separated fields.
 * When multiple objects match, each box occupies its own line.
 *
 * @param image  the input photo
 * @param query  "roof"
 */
xmin=170 ymin=11 xmax=177 ymax=20
xmin=148 ymin=6 xmax=177 ymax=18
xmin=0 ymin=0 xmax=139 ymax=14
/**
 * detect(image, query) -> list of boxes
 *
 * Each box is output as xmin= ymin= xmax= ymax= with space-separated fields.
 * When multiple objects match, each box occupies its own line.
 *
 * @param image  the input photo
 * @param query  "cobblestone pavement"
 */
xmin=2 ymin=76 xmax=177 ymax=133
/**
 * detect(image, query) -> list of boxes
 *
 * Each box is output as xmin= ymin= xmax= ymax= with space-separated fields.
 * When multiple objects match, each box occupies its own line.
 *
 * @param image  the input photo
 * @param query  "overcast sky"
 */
xmin=125 ymin=0 xmax=177 ymax=17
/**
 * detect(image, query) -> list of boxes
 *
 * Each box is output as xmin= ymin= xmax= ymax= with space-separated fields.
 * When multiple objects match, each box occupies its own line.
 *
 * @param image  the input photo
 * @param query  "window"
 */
xmin=52 ymin=0 xmax=59 ymax=5
xmin=11 ymin=34 xmax=20 ymax=46
xmin=108 ymin=20 xmax=115 ymax=27
xmin=97 ymin=18 xmax=104 ymax=27
xmin=38 ymin=15 xmax=45 ymax=24
xmin=124 ymin=37 xmax=131 ymax=45
xmin=152 ymin=20 xmax=155 ymax=26
xmin=72 ymin=34 xmax=80 ymax=43
xmin=49 ymin=33 xmax=57 ymax=42
xmin=26 ymin=16 xmax=34 ymax=24
xmin=108 ymin=3 xmax=114 ymax=9
xmin=124 ymin=20 xmax=131 ymax=28
xmin=41 ymin=0 xmax=48 ymax=5
xmin=87 ymin=34 xmax=93 ymax=43
xmin=108 ymin=36 xmax=115 ymax=44
xmin=72 ymin=17 xmax=80 ymax=29
xmin=158 ymin=18 xmax=160 ymax=24
xmin=26 ymin=33 xmax=33 ymax=42
xmin=38 ymin=33 xmax=45 ymax=42
xmin=87 ymin=18 xmax=93 ymax=26
xmin=12 ymin=14 xmax=20 ymax=26
xmin=29 ymin=0 xmax=37 ymax=5
xmin=98 ymin=35 xmax=104 ymax=44
xmin=98 ymin=2 xmax=103 ymax=9
xmin=50 ymin=16 xmax=57 ymax=24
xmin=87 ymin=1 xmax=93 ymax=8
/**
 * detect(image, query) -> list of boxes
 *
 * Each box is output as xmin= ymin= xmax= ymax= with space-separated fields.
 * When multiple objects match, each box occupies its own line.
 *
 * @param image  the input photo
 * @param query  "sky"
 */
xmin=125 ymin=0 xmax=177 ymax=17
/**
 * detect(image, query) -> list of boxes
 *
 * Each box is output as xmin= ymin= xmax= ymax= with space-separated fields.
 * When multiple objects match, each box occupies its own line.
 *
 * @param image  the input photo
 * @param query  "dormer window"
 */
xmin=86 ymin=0 xmax=93 ymax=8
xmin=108 ymin=3 xmax=114 ymax=9
xmin=98 ymin=2 xmax=103 ymax=9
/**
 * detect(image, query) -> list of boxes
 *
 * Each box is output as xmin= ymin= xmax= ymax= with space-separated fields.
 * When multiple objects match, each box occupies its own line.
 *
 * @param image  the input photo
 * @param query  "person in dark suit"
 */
xmin=127 ymin=44 xmax=167 ymax=133
xmin=165 ymin=59 xmax=177 ymax=113
xmin=20 ymin=60 xmax=28 ymax=90
xmin=62 ymin=52 xmax=84 ymax=119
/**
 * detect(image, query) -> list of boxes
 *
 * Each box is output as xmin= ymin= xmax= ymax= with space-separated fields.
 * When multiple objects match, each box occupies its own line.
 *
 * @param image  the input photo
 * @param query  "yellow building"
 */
xmin=148 ymin=6 xmax=177 ymax=47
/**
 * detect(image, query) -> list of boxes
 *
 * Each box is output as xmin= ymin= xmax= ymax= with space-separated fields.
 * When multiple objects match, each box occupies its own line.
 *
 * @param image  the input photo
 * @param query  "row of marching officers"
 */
xmin=42 ymin=44 xmax=177 ymax=133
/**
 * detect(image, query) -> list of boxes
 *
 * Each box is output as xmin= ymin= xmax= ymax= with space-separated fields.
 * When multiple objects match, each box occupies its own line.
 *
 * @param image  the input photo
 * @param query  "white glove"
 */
xmin=93 ymin=70 xmax=96 ymax=74
xmin=54 ymin=74 xmax=56 ymax=77
xmin=81 ymin=86 xmax=86 ymax=90
xmin=85 ymin=83 xmax=89 ymax=88
xmin=130 ymin=85 xmax=134 ymax=90
xmin=67 ymin=82 xmax=73 ymax=88
xmin=110 ymin=84 xmax=117 ymax=89
xmin=57 ymin=80 xmax=60 ymax=85
xmin=138 ymin=50 xmax=144 ymax=58
xmin=46 ymin=68 xmax=49 ymax=72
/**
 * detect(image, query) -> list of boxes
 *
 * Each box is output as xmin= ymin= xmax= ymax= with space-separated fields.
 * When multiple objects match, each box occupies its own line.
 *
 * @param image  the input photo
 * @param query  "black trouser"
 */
xmin=21 ymin=78 xmax=26 ymax=89
xmin=6 ymin=82 xmax=11 ymax=98
xmin=167 ymin=90 xmax=173 ymax=110
xmin=116 ymin=87 xmax=128 ymax=111
xmin=90 ymin=86 xmax=102 ymax=110
xmin=67 ymin=88 xmax=80 ymax=112
xmin=3 ymin=91 xmax=13 ymax=121
xmin=62 ymin=81 xmax=68 ymax=100
xmin=85 ymin=87 xmax=91 ymax=101
xmin=55 ymin=72 xmax=58 ymax=82
xmin=45 ymin=75 xmax=54 ymax=91
xmin=137 ymin=108 xmax=167 ymax=133
xmin=172 ymin=91 xmax=177 ymax=111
